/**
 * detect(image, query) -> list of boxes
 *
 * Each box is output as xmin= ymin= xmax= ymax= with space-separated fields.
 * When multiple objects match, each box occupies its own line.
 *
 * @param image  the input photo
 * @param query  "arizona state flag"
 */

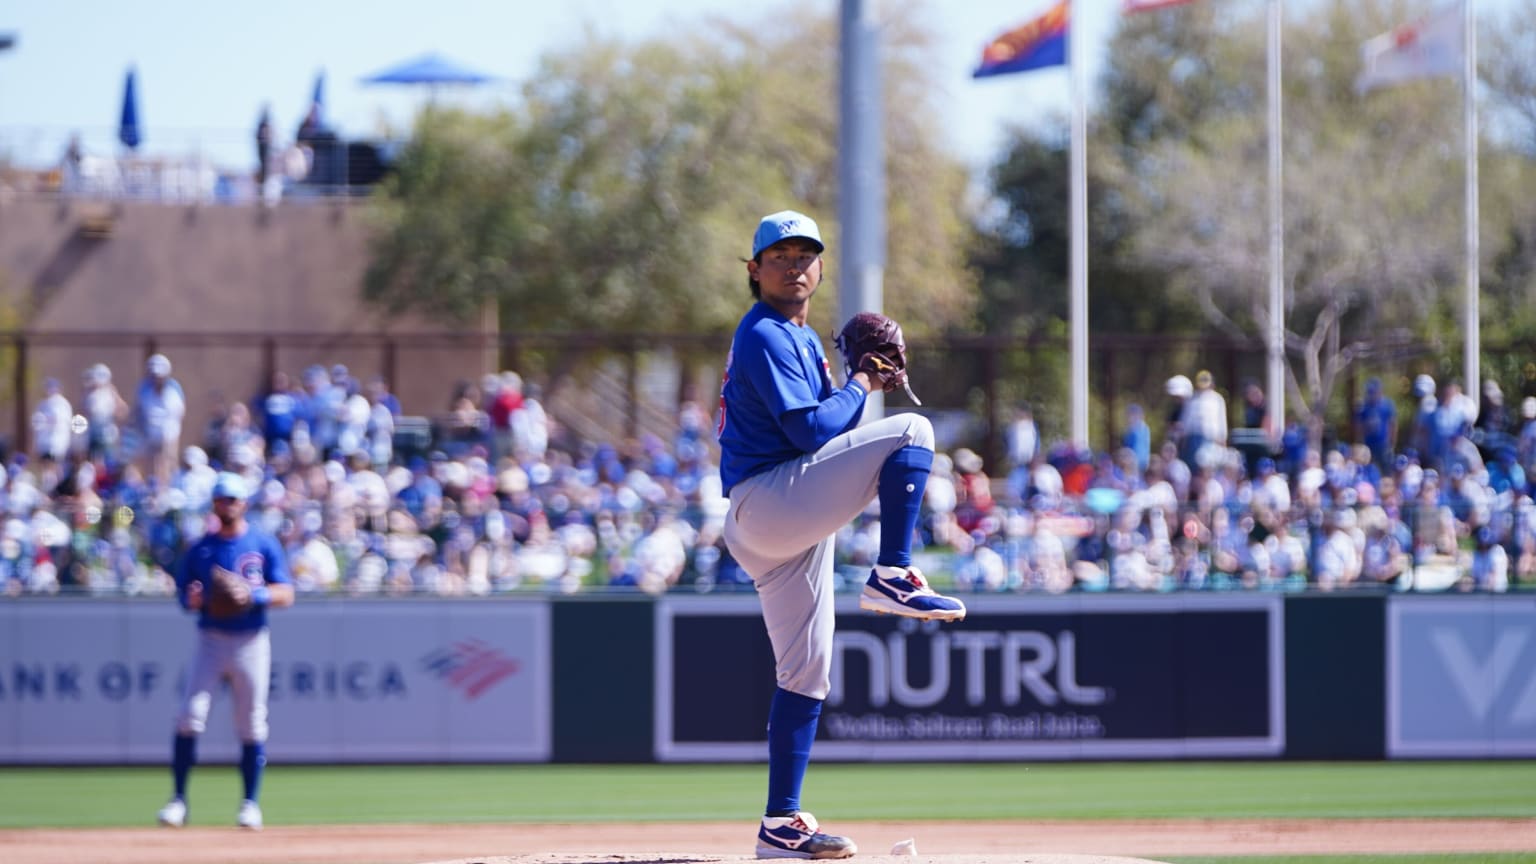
xmin=973 ymin=0 xmax=1069 ymax=79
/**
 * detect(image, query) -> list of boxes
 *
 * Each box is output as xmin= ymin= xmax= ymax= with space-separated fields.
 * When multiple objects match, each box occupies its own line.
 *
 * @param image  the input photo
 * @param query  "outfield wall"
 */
xmin=0 ymin=593 xmax=1530 ymax=763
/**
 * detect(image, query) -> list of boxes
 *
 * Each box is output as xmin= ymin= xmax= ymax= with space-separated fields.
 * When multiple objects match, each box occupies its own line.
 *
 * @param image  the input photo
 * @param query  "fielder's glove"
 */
xmin=834 ymin=311 xmax=922 ymax=405
xmin=205 ymin=565 xmax=253 ymax=619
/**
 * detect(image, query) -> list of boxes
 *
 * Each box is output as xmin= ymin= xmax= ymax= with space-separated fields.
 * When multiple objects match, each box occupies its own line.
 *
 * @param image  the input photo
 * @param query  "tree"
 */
xmin=363 ymin=3 xmax=976 ymax=342
xmin=1106 ymin=0 xmax=1473 ymax=438
xmin=1479 ymin=0 xmax=1536 ymax=347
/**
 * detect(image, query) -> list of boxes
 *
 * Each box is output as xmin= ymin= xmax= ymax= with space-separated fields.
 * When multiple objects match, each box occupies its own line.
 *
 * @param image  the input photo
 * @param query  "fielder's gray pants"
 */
xmin=175 ymin=627 xmax=271 ymax=743
xmin=724 ymin=412 xmax=934 ymax=700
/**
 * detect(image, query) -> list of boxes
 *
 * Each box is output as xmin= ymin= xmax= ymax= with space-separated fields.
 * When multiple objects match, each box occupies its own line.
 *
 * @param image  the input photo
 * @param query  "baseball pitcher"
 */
xmin=717 ymin=210 xmax=966 ymax=859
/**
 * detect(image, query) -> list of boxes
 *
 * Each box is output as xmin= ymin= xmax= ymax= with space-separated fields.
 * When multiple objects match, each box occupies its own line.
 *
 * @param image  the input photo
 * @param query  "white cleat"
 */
xmin=237 ymin=799 xmax=263 ymax=830
xmin=157 ymin=798 xmax=187 ymax=827
xmin=859 ymin=564 xmax=967 ymax=621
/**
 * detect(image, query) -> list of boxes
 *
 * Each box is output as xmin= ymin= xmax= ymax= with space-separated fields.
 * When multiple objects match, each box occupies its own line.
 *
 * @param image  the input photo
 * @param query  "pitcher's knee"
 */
xmin=777 ymin=665 xmax=832 ymax=702
xmin=902 ymin=412 xmax=934 ymax=451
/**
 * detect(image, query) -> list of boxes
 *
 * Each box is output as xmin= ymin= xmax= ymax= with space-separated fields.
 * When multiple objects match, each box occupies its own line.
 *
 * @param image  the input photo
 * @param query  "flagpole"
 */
xmin=1463 ymin=0 xmax=1480 ymax=407
xmin=1266 ymin=0 xmax=1285 ymax=445
xmin=1069 ymin=0 xmax=1088 ymax=447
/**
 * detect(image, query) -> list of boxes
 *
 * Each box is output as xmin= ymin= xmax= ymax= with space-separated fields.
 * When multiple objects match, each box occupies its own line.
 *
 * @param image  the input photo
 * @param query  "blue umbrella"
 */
xmin=362 ymin=52 xmax=494 ymax=86
xmin=118 ymin=66 xmax=142 ymax=150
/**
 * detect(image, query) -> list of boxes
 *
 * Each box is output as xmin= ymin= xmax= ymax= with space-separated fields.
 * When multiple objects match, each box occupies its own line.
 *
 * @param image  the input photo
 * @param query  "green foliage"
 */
xmin=975 ymin=0 xmax=1536 ymax=436
xmin=363 ymin=2 xmax=976 ymax=340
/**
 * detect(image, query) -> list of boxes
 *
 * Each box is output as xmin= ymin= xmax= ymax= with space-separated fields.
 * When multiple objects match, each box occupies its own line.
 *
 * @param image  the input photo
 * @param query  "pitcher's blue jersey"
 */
xmin=718 ymin=303 xmax=861 ymax=494
xmin=177 ymin=529 xmax=290 ymax=632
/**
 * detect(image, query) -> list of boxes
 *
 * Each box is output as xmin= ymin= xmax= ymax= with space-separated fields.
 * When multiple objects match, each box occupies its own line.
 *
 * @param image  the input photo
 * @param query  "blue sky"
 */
xmin=0 ymin=1 xmax=1511 ymax=176
xmin=0 ymin=0 xmax=1120 ymax=175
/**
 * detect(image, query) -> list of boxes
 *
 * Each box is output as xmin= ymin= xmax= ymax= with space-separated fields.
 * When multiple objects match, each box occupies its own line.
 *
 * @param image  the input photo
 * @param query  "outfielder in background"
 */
xmin=717 ymin=210 xmax=966 ymax=859
xmin=157 ymin=471 xmax=294 ymax=831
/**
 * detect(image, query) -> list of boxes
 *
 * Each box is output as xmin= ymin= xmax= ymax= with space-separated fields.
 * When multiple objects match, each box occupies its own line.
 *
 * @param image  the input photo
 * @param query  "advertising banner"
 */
xmin=0 ymin=598 xmax=550 ymax=764
xmin=655 ymin=594 xmax=1284 ymax=761
xmin=1388 ymin=595 xmax=1536 ymax=757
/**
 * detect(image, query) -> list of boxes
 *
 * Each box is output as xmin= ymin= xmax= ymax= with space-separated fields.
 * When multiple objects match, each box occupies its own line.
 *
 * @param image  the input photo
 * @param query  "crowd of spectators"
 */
xmin=3 ymin=360 xmax=1531 ymax=599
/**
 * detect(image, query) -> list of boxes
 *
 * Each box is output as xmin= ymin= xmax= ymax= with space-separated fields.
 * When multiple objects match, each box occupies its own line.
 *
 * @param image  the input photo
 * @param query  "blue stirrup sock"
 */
xmin=240 ymin=741 xmax=266 ymax=802
xmin=877 ymin=445 xmax=933 ymax=568
xmin=172 ymin=733 xmax=197 ymax=799
xmin=765 ymin=687 xmax=823 ymax=816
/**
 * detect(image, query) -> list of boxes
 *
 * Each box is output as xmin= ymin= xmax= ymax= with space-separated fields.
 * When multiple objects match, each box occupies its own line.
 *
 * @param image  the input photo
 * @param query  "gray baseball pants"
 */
xmin=175 ymin=627 xmax=271 ymax=742
xmin=724 ymin=411 xmax=934 ymax=700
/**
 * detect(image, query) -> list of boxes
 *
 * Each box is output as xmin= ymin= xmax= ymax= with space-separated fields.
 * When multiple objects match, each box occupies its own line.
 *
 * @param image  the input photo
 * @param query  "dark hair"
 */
xmin=747 ymin=254 xmax=761 ymax=299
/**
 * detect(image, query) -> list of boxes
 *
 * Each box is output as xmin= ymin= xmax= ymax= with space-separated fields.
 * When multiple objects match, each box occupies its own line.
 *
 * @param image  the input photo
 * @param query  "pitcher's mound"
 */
xmin=420 ymin=848 xmax=1161 ymax=854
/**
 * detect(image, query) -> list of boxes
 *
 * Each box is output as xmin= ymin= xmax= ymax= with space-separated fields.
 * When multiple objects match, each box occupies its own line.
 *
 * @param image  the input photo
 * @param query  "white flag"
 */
xmin=1355 ymin=4 xmax=1464 ymax=95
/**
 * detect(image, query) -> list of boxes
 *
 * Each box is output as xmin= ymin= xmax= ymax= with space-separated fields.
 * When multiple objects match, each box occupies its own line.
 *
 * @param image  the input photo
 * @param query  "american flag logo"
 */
xmin=421 ymin=639 xmax=521 ymax=700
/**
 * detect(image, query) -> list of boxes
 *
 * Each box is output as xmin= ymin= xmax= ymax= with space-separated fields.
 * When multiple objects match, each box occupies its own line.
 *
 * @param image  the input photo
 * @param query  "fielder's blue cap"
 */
xmin=752 ymin=210 xmax=824 ymax=257
xmin=212 ymin=471 xmax=249 ymax=501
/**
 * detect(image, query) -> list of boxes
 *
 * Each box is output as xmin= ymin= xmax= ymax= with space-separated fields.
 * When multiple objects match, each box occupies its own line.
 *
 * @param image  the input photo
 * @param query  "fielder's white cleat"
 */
xmin=237 ymin=799 xmax=263 ymax=830
xmin=156 ymin=798 xmax=187 ymax=827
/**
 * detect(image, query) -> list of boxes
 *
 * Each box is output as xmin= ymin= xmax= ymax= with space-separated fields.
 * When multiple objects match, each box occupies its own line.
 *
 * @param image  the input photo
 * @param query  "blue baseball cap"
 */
xmin=211 ymin=471 xmax=249 ymax=501
xmin=752 ymin=210 xmax=824 ymax=257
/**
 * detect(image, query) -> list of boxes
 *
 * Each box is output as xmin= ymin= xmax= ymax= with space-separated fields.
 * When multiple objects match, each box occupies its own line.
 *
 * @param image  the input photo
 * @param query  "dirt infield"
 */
xmin=3 ymin=818 xmax=1533 ymax=864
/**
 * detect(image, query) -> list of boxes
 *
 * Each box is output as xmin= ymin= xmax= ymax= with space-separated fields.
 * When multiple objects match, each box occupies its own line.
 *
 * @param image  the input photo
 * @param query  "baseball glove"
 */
xmin=834 ymin=311 xmax=922 ymax=405
xmin=205 ymin=565 xmax=252 ymax=619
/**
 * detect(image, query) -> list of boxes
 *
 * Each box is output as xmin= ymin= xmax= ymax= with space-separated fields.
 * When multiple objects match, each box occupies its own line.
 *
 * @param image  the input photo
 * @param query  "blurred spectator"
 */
xmin=952 ymin=448 xmax=995 ymax=536
xmin=1474 ymin=378 xmax=1510 ymax=461
xmin=335 ymin=379 xmax=371 ymax=460
xmin=1005 ymin=402 xmax=1039 ymax=502
xmin=80 ymin=363 xmax=128 ymax=463
xmin=1408 ymin=374 xmax=1438 ymax=466
xmin=255 ymin=106 xmax=273 ymax=190
xmin=1518 ymin=397 xmax=1536 ymax=473
xmin=1240 ymin=379 xmax=1272 ymax=439
xmin=60 ymin=133 xmax=84 ymax=190
xmin=257 ymin=371 xmax=299 ymax=449
xmin=513 ymin=381 xmax=551 ymax=462
xmin=1359 ymin=505 xmax=1409 ymax=589
xmin=486 ymin=371 xmax=522 ymax=460
xmin=1164 ymin=375 xmax=1192 ymax=453
xmin=365 ymin=381 xmax=396 ymax=468
xmin=1433 ymin=379 xmax=1478 ymax=473
xmin=293 ymin=365 xmax=332 ymax=457
xmin=9 ymin=354 xmax=1534 ymax=600
xmin=1180 ymin=370 xmax=1228 ymax=470
xmin=1121 ymin=403 xmax=1151 ymax=476
xmin=1465 ymin=524 xmax=1509 ymax=592
xmin=1314 ymin=508 xmax=1363 ymax=591
xmin=441 ymin=379 xmax=488 ymax=458
xmin=133 ymin=354 xmax=185 ymax=488
xmin=367 ymin=375 xmax=402 ymax=417
xmin=32 ymin=378 xmax=73 ymax=466
xmin=1353 ymin=377 xmax=1398 ymax=473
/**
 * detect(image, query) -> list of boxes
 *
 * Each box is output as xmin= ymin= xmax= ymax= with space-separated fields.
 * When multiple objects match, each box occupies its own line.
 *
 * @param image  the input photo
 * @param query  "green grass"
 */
xmin=1167 ymin=858 xmax=1536 ymax=864
xmin=0 ymin=761 xmax=1532 ymax=829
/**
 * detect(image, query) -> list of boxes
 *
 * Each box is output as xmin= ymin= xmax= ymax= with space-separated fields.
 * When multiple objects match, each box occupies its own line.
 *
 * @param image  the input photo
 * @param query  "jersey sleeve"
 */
xmin=174 ymin=541 xmax=199 ymax=610
xmin=263 ymin=532 xmax=291 ymax=585
xmin=735 ymin=323 xmax=821 ymax=418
